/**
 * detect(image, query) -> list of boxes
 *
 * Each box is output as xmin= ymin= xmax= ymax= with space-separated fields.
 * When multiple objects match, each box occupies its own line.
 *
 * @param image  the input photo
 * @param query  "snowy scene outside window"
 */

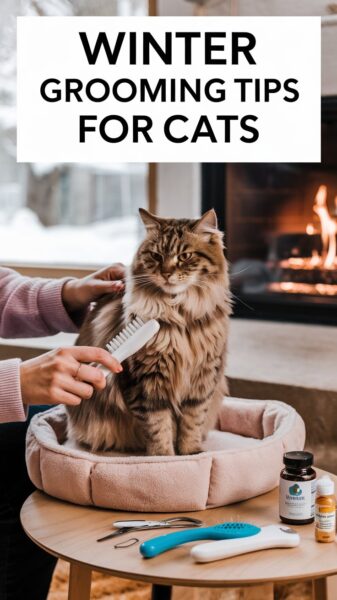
xmin=0 ymin=0 xmax=148 ymax=267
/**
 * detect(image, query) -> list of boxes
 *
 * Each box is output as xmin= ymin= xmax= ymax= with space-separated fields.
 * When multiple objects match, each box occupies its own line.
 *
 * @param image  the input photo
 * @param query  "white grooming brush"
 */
xmin=99 ymin=317 xmax=160 ymax=377
xmin=190 ymin=525 xmax=300 ymax=563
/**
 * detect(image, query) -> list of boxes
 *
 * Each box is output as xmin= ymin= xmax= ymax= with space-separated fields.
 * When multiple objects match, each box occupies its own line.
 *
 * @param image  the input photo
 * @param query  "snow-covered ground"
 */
xmin=0 ymin=208 xmax=141 ymax=266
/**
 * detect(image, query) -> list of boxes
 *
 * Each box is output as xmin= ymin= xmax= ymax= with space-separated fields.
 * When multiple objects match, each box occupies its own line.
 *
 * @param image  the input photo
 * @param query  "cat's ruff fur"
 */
xmin=67 ymin=209 xmax=231 ymax=456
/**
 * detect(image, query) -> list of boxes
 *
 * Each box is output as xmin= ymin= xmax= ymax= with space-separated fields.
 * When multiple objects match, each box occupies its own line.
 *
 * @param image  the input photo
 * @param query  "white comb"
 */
xmin=99 ymin=317 xmax=160 ymax=377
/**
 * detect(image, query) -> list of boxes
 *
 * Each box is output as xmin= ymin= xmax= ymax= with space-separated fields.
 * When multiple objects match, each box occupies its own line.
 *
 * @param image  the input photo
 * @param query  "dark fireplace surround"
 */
xmin=202 ymin=96 xmax=337 ymax=325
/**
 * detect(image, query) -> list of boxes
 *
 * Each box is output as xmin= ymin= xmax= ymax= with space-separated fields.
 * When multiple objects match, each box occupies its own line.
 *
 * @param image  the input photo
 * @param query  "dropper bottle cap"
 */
xmin=316 ymin=476 xmax=335 ymax=497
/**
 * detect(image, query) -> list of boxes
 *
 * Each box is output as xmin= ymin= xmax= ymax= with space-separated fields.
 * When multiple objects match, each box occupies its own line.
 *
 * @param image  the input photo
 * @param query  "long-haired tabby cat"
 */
xmin=67 ymin=208 xmax=231 ymax=456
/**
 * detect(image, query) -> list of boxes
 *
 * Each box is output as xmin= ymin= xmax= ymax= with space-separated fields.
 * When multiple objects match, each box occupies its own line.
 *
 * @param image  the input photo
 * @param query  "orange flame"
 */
xmin=274 ymin=187 xmax=337 ymax=296
xmin=312 ymin=185 xmax=337 ymax=269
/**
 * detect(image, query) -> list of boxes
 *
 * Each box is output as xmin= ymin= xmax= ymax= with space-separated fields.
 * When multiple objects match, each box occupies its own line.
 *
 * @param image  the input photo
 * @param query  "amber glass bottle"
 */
xmin=315 ymin=476 xmax=336 ymax=543
xmin=279 ymin=451 xmax=316 ymax=525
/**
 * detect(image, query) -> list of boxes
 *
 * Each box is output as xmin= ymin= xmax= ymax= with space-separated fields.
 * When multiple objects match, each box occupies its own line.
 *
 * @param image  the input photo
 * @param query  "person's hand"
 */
xmin=20 ymin=346 xmax=122 ymax=407
xmin=62 ymin=264 xmax=125 ymax=312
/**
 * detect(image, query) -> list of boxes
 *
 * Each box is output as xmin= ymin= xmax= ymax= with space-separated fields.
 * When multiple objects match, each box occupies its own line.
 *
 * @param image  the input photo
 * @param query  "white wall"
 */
xmin=322 ymin=16 xmax=337 ymax=96
xmin=157 ymin=163 xmax=201 ymax=218
xmin=157 ymin=0 xmax=193 ymax=16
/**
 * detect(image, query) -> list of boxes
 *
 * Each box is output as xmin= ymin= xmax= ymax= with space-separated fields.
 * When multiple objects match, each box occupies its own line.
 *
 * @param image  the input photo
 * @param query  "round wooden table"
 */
xmin=21 ymin=470 xmax=337 ymax=600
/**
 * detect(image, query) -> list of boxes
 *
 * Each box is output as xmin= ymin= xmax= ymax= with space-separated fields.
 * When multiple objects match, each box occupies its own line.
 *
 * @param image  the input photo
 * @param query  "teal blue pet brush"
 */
xmin=140 ymin=522 xmax=261 ymax=558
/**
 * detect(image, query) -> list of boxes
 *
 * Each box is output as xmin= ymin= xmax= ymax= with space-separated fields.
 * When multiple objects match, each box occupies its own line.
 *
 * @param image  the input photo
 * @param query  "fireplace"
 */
xmin=202 ymin=96 xmax=337 ymax=324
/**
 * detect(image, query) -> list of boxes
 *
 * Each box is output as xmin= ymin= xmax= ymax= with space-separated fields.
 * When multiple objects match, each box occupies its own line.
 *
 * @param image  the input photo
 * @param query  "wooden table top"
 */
xmin=21 ymin=470 xmax=337 ymax=589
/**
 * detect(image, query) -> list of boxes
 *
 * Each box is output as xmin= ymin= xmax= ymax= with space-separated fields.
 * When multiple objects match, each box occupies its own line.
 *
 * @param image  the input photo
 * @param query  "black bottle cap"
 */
xmin=283 ymin=451 xmax=313 ymax=468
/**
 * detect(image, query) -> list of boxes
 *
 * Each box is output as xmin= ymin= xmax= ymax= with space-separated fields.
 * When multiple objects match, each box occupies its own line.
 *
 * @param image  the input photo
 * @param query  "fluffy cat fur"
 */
xmin=66 ymin=208 xmax=231 ymax=456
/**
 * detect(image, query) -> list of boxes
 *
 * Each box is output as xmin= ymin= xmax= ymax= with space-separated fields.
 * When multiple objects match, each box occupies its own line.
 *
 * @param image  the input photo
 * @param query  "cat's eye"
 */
xmin=179 ymin=252 xmax=192 ymax=261
xmin=150 ymin=251 xmax=162 ymax=261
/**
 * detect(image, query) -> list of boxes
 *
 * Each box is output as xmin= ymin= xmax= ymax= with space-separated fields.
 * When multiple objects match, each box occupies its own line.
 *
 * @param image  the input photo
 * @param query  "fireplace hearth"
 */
xmin=202 ymin=96 xmax=337 ymax=324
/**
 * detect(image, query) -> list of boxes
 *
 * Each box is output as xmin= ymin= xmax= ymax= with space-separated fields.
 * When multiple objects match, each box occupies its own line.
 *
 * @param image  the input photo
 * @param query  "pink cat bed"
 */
xmin=26 ymin=398 xmax=305 ymax=512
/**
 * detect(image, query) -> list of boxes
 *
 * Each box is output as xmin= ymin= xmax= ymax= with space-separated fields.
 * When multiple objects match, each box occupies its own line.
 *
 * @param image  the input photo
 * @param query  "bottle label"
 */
xmin=279 ymin=478 xmax=316 ymax=520
xmin=315 ymin=507 xmax=336 ymax=532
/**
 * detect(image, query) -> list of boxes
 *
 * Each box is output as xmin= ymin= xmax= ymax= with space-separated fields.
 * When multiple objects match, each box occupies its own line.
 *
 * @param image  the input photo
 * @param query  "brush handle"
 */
xmin=88 ymin=364 xmax=111 ymax=378
xmin=190 ymin=526 xmax=300 ymax=563
xmin=140 ymin=528 xmax=214 ymax=558
xmin=99 ymin=366 xmax=112 ymax=378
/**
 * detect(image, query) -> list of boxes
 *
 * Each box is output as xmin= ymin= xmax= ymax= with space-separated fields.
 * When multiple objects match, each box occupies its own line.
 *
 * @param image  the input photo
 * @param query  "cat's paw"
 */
xmin=146 ymin=444 xmax=175 ymax=456
xmin=177 ymin=442 xmax=203 ymax=456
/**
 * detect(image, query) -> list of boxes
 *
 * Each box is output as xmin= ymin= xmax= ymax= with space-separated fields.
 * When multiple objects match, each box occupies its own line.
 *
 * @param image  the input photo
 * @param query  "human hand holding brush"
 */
xmin=20 ymin=346 xmax=122 ymax=408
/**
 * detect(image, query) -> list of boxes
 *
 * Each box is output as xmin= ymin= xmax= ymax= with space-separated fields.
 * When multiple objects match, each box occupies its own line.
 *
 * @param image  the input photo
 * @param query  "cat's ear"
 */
xmin=193 ymin=209 xmax=218 ymax=233
xmin=139 ymin=208 xmax=161 ymax=230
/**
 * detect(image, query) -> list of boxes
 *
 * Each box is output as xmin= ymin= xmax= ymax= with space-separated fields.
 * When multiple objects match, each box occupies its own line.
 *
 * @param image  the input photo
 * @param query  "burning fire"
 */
xmin=280 ymin=185 xmax=337 ymax=271
xmin=270 ymin=185 xmax=337 ymax=296
xmin=312 ymin=185 xmax=337 ymax=268
xmin=269 ymin=282 xmax=337 ymax=296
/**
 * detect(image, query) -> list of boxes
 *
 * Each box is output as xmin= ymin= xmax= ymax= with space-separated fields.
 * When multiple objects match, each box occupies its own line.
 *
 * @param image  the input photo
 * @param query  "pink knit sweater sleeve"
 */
xmin=0 ymin=267 xmax=83 ymax=423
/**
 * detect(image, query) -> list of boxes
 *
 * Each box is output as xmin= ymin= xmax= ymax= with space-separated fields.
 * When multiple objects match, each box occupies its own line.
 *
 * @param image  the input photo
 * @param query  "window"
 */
xmin=0 ymin=0 xmax=148 ymax=269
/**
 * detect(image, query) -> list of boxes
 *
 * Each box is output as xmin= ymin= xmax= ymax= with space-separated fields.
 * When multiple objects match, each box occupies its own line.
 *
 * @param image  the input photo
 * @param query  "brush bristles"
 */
xmin=106 ymin=316 xmax=145 ymax=353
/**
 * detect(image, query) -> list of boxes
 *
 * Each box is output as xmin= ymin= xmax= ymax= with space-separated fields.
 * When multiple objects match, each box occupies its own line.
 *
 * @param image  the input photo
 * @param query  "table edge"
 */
xmin=21 ymin=517 xmax=337 ymax=588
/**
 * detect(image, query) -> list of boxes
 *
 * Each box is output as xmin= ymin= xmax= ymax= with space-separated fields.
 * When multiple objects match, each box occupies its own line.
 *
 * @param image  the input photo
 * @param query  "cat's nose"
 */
xmin=161 ymin=262 xmax=175 ymax=278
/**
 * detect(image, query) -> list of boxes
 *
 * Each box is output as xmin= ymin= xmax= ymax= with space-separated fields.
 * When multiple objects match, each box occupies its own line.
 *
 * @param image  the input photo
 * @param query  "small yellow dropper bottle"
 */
xmin=315 ymin=476 xmax=336 ymax=543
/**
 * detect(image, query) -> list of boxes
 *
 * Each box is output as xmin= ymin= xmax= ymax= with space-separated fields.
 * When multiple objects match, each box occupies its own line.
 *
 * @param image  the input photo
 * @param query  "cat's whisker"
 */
xmin=130 ymin=276 xmax=155 ymax=284
xmin=134 ymin=278 xmax=154 ymax=283
xmin=131 ymin=278 xmax=158 ymax=287
xmin=230 ymin=266 xmax=251 ymax=278
xmin=133 ymin=282 xmax=162 ymax=296
xmin=130 ymin=274 xmax=157 ymax=279
xmin=231 ymin=292 xmax=255 ymax=312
